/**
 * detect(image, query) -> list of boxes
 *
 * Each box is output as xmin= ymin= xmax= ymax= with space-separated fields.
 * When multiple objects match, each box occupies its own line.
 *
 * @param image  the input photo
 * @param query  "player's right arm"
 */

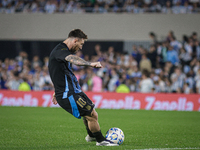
xmin=65 ymin=55 xmax=102 ymax=68
xmin=52 ymin=92 xmax=57 ymax=105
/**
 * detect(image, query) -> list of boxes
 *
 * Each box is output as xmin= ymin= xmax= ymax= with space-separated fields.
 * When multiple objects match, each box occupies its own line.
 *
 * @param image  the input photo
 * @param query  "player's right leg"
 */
xmin=84 ymin=109 xmax=119 ymax=146
xmin=56 ymin=93 xmax=118 ymax=146
xmin=83 ymin=117 xmax=96 ymax=142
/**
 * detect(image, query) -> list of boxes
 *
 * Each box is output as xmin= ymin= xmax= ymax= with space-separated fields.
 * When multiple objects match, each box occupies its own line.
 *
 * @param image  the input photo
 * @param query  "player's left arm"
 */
xmin=65 ymin=55 xmax=102 ymax=68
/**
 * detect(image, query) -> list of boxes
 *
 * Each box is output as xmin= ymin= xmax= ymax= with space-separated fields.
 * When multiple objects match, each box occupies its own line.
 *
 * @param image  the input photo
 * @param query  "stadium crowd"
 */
xmin=0 ymin=0 xmax=200 ymax=14
xmin=0 ymin=31 xmax=200 ymax=94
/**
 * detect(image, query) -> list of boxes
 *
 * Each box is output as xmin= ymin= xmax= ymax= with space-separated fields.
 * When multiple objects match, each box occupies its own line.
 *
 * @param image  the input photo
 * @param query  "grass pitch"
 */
xmin=0 ymin=107 xmax=200 ymax=150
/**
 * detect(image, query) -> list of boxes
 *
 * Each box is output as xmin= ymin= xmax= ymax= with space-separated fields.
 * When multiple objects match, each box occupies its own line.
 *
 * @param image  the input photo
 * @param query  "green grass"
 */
xmin=0 ymin=107 xmax=200 ymax=150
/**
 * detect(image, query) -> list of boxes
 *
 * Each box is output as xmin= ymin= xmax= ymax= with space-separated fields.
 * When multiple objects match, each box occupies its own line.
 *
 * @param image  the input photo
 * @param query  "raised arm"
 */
xmin=65 ymin=55 xmax=102 ymax=68
xmin=65 ymin=55 xmax=91 ymax=66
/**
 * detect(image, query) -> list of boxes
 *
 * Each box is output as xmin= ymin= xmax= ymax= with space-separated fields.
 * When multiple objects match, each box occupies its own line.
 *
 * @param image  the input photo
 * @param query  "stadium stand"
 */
xmin=0 ymin=0 xmax=200 ymax=14
xmin=0 ymin=30 xmax=199 ymax=94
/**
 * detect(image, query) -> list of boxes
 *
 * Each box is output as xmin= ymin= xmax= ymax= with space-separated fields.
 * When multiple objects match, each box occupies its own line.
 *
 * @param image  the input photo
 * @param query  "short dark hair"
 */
xmin=149 ymin=32 xmax=155 ymax=37
xmin=142 ymin=69 xmax=150 ymax=78
xmin=68 ymin=29 xmax=88 ymax=39
xmin=192 ymin=32 xmax=197 ymax=36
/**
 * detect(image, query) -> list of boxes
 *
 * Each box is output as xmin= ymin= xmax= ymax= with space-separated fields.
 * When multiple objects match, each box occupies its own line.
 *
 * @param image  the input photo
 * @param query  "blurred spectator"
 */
xmin=139 ymin=54 xmax=152 ymax=72
xmin=43 ymin=57 xmax=49 ymax=67
xmin=44 ymin=0 xmax=57 ymax=14
xmin=167 ymin=45 xmax=179 ymax=65
xmin=194 ymin=40 xmax=200 ymax=60
xmin=5 ymin=72 xmax=21 ymax=90
xmin=184 ymin=2 xmax=193 ymax=13
xmin=183 ymin=82 xmax=193 ymax=94
xmin=164 ymin=77 xmax=172 ymax=92
xmin=196 ymin=77 xmax=200 ymax=93
xmin=18 ymin=77 xmax=31 ymax=91
xmin=149 ymin=32 xmax=157 ymax=45
xmin=1 ymin=0 xmax=12 ymax=8
xmin=123 ymin=0 xmax=134 ymax=13
xmin=149 ymin=0 xmax=162 ymax=12
xmin=118 ymin=52 xmax=129 ymax=68
xmin=93 ymin=3 xmax=103 ymax=13
xmin=172 ymin=1 xmax=184 ymax=14
xmin=135 ymin=45 xmax=144 ymax=64
xmin=77 ymin=69 xmax=88 ymax=91
xmin=116 ymin=83 xmax=130 ymax=93
xmin=15 ymin=0 xmax=24 ymax=13
xmin=179 ymin=47 xmax=192 ymax=67
xmin=158 ymin=75 xmax=166 ymax=92
xmin=185 ymin=72 xmax=195 ymax=90
xmin=194 ymin=68 xmax=200 ymax=81
xmin=170 ymin=67 xmax=186 ymax=90
xmin=115 ymin=72 xmax=130 ymax=93
xmin=65 ymin=0 xmax=74 ymax=12
xmin=40 ymin=70 xmax=53 ymax=90
xmin=191 ymin=32 xmax=198 ymax=41
xmin=58 ymin=0 xmax=66 ymax=13
xmin=184 ymin=38 xmax=193 ymax=57
xmin=131 ymin=45 xmax=138 ymax=59
xmin=0 ymin=66 xmax=7 ymax=89
xmin=116 ymin=73 xmax=127 ymax=86
xmin=72 ymin=2 xmax=84 ymax=13
xmin=32 ymin=72 xmax=42 ymax=90
xmin=193 ymin=60 xmax=200 ymax=74
xmin=5 ymin=2 xmax=15 ymax=13
xmin=108 ymin=68 xmax=119 ymax=92
xmin=107 ymin=46 xmax=115 ymax=62
xmin=91 ymin=71 xmax=103 ymax=92
xmin=157 ymin=41 xmax=168 ymax=67
xmin=147 ymin=45 xmax=157 ymax=68
xmin=170 ymin=36 xmax=182 ymax=53
xmin=166 ymin=30 xmax=175 ymax=43
xmin=139 ymin=69 xmax=154 ymax=93
xmin=93 ymin=44 xmax=101 ymax=56
xmin=31 ymin=55 xmax=42 ymax=70
xmin=162 ymin=1 xmax=172 ymax=13
xmin=129 ymin=55 xmax=138 ymax=66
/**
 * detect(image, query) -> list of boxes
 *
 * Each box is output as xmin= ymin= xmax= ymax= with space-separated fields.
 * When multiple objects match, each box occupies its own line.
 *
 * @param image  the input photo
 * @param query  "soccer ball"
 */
xmin=105 ymin=127 xmax=125 ymax=145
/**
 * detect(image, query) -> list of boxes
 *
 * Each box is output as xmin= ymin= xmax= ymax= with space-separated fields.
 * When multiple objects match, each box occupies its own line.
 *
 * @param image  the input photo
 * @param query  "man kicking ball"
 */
xmin=48 ymin=29 xmax=118 ymax=146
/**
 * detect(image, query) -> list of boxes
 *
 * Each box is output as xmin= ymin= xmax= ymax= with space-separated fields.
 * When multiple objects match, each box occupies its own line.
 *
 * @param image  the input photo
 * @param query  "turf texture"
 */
xmin=0 ymin=106 xmax=200 ymax=150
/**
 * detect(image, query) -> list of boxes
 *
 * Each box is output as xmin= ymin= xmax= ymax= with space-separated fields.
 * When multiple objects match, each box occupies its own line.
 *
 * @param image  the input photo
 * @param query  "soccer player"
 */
xmin=48 ymin=29 xmax=118 ymax=146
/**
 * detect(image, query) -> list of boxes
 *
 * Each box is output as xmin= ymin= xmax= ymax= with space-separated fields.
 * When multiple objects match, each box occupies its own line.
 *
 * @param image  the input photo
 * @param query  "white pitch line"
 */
xmin=133 ymin=148 xmax=200 ymax=150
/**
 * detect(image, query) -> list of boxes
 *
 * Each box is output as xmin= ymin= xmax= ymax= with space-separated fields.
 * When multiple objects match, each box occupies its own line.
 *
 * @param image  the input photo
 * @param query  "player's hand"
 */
xmin=90 ymin=62 xmax=102 ymax=68
xmin=52 ymin=93 xmax=57 ymax=105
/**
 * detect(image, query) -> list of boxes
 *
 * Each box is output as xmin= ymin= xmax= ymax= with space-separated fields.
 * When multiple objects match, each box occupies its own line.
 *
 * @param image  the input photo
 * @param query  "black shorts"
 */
xmin=56 ymin=92 xmax=95 ymax=119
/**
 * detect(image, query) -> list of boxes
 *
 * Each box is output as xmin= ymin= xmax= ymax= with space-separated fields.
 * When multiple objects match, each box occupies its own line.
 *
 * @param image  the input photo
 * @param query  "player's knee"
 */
xmin=85 ymin=109 xmax=98 ymax=122
xmin=91 ymin=109 xmax=98 ymax=121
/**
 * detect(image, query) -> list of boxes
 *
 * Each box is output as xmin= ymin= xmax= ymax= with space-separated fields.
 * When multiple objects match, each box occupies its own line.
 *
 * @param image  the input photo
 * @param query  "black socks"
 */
xmin=86 ymin=127 xmax=105 ymax=142
xmin=86 ymin=127 xmax=95 ymax=138
xmin=93 ymin=130 xmax=105 ymax=142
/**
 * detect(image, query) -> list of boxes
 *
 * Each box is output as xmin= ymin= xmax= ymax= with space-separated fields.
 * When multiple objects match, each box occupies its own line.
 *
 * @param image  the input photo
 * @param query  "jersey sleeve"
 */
xmin=55 ymin=49 xmax=71 ymax=62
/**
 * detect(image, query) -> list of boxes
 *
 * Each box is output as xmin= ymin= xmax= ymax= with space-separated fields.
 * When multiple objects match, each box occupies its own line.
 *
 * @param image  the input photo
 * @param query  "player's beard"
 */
xmin=70 ymin=48 xmax=76 ymax=54
xmin=71 ymin=45 xmax=80 ymax=54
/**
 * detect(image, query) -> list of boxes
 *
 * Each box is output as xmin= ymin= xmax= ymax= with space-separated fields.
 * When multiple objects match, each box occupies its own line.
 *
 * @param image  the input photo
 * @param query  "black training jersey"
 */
xmin=48 ymin=43 xmax=82 ymax=99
